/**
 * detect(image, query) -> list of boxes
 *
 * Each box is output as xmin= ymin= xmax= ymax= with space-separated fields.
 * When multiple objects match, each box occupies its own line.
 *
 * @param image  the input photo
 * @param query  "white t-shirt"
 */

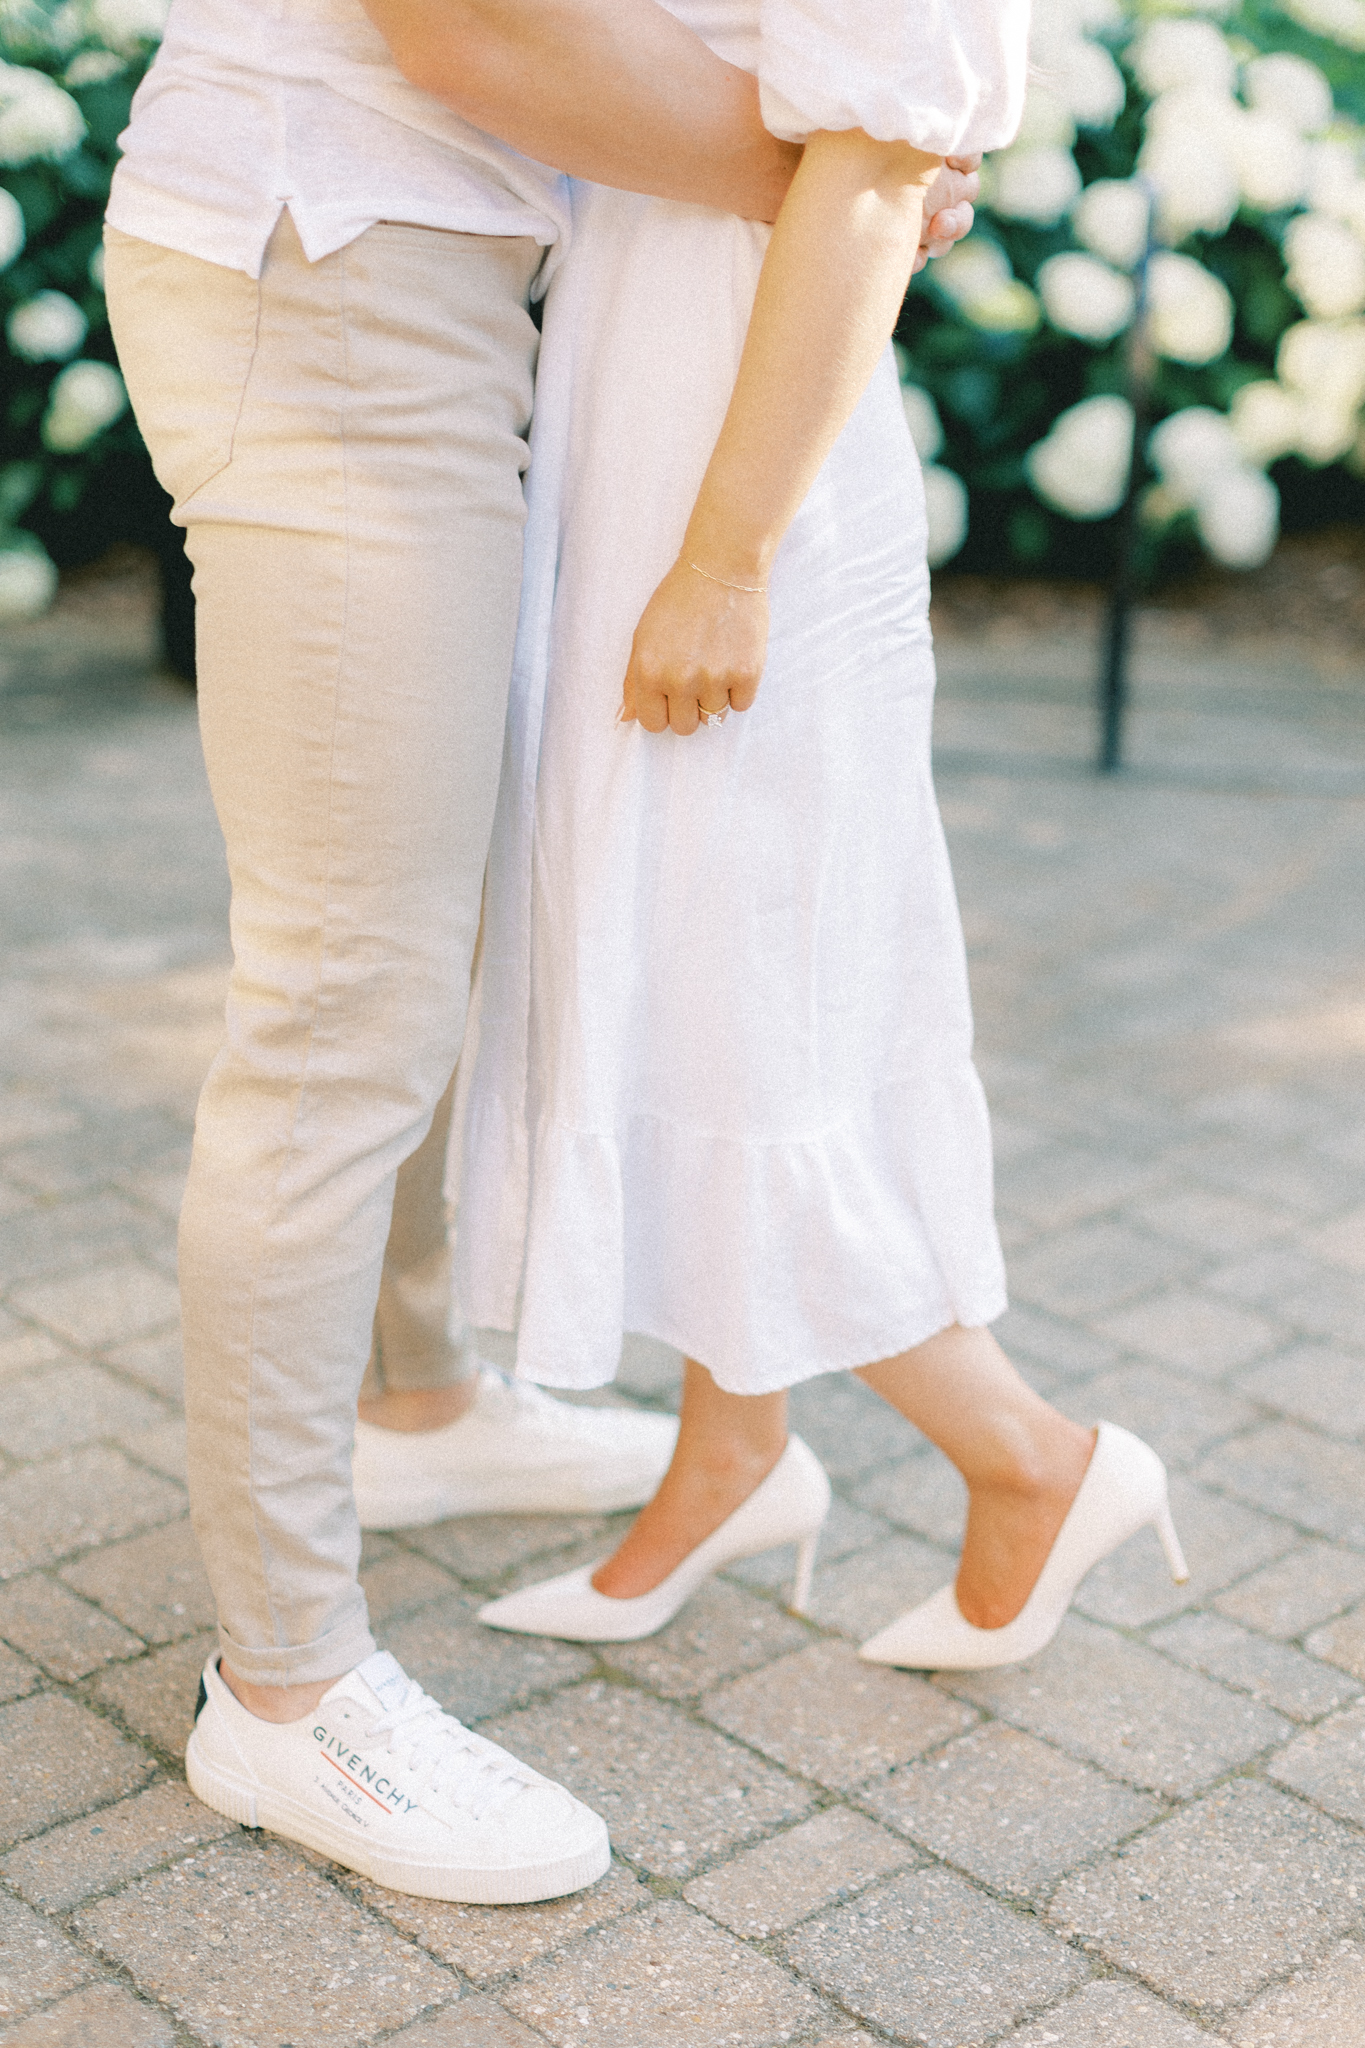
xmin=106 ymin=0 xmax=571 ymax=278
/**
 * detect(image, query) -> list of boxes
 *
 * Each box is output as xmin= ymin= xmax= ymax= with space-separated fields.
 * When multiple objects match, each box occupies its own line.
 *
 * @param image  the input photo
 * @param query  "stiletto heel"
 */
xmin=478 ymin=1435 xmax=831 ymax=1643
xmin=1155 ymin=1497 xmax=1190 ymax=1584
xmin=790 ymin=1531 xmax=819 ymax=1616
xmin=859 ymin=1422 xmax=1187 ymax=1673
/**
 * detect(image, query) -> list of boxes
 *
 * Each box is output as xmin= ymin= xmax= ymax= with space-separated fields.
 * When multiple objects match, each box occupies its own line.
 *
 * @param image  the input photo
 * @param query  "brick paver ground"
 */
xmin=2 ymin=567 xmax=1364 ymax=2045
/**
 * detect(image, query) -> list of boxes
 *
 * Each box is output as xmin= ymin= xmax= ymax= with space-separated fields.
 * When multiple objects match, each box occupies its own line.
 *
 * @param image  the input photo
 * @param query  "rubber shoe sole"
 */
xmin=185 ymin=1727 xmax=611 ymax=1904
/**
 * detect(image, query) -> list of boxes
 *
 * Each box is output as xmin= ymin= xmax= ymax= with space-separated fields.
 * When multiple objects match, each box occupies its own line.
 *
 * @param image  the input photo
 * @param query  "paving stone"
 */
xmin=0 ymin=1894 xmax=95 ymax=2025
xmin=0 ymin=1446 xmax=184 ymax=1578
xmin=684 ymin=1808 xmax=914 ymax=1937
xmin=849 ymin=1450 xmax=967 ymax=1547
xmin=0 ymin=1362 xmax=166 ymax=1463
xmin=89 ymin=1631 xmax=215 ymax=1756
xmin=864 ymin=1721 xmax=1160 ymax=1900
xmin=349 ymin=1858 xmax=647 ymax=1984
xmin=100 ymin=1332 xmax=183 ymax=1407
xmin=1202 ymin=1244 xmax=1327 ymax=1310
xmin=1126 ymin=1184 xmax=1295 ymax=1258
xmin=0 ymin=1980 xmax=176 ymax=2047
xmin=0 ymin=1642 xmax=39 ymax=1702
xmin=1197 ymin=1422 xmax=1365 ymax=1546
xmin=1276 ymin=1268 xmax=1365 ymax=1350
xmin=5 ymin=1262 xmax=180 ymax=1350
xmin=359 ymin=1544 xmax=459 ymax=1623
xmin=0 ymin=1194 xmax=170 ymax=1289
xmin=600 ymin=1577 xmax=809 ymax=1700
xmin=481 ymin=1684 xmax=811 ymax=1877
xmin=77 ymin=1835 xmax=453 ymax=2048
xmin=1225 ymin=1936 xmax=1365 ymax=2047
xmin=1305 ymin=1599 xmax=1365 ymax=1679
xmin=724 ymin=1492 xmax=891 ymax=1594
xmin=990 ymin=1304 xmax=1123 ymax=1381
xmin=999 ymin=1978 xmax=1210 ymax=2046
xmin=1304 ymin=1204 xmax=1365 ymax=1275
xmin=701 ymin=1638 xmax=974 ymax=1792
xmin=1149 ymin=1610 xmax=1360 ymax=1722
xmin=1216 ymin=1542 xmax=1365 ymax=1640
xmin=1236 ymin=1341 xmax=1365 ymax=1441
xmin=1007 ymin=1220 xmax=1196 ymax=1319
xmin=502 ymin=1898 xmax=827 ymax=2048
xmin=0 ymin=1573 xmax=142 ymax=1679
xmin=382 ymin=2001 xmax=546 ymax=2048
xmin=784 ymin=1864 xmax=1087 ymax=2048
xmin=614 ymin=1331 xmax=684 ymax=1404
xmin=381 ymin=1594 xmax=593 ymax=1721
xmin=0 ymin=1692 xmax=153 ymax=1849
xmin=995 ymin=1145 xmax=1162 ymax=1231
xmin=1268 ymin=1697 xmax=1365 ymax=1826
xmin=804 ymin=1530 xmax=956 ymax=1641
xmin=404 ymin=1510 xmax=629 ymax=1585
xmin=0 ymin=1325 xmax=67 ymax=1385
xmin=60 ymin=1518 xmax=213 ymax=1645
xmin=116 ymin=1418 xmax=187 ymax=1485
xmin=1 ymin=1780 xmax=234 ymax=1911
xmin=787 ymin=1371 xmax=925 ymax=1480
xmin=1092 ymin=1288 xmax=1286 ymax=1377
xmin=1073 ymin=1474 xmax=1294 ymax=1629
xmin=1048 ymin=1779 xmax=1365 ymax=2011
xmin=947 ymin=1614 xmax=1293 ymax=1797
xmin=1054 ymin=1365 xmax=1259 ymax=1470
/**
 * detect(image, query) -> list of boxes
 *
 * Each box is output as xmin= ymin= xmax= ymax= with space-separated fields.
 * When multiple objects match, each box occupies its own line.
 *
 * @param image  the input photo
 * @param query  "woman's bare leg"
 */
xmin=591 ymin=1360 xmax=786 ymax=1597
xmin=857 ymin=1325 xmax=1094 ymax=1629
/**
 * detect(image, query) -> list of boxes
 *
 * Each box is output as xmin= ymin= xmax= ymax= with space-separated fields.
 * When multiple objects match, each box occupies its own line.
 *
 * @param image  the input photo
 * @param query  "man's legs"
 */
xmin=107 ymin=213 xmax=540 ymax=1692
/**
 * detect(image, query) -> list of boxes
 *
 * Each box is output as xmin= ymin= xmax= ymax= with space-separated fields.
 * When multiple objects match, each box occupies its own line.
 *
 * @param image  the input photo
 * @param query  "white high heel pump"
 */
xmin=859 ymin=1421 xmax=1189 ymax=1672
xmin=477 ymin=1434 xmax=831 ymax=1643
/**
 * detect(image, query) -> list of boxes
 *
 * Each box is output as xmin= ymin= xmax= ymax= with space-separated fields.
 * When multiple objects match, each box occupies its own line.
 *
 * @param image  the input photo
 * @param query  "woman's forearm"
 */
xmin=683 ymin=128 xmax=942 ymax=583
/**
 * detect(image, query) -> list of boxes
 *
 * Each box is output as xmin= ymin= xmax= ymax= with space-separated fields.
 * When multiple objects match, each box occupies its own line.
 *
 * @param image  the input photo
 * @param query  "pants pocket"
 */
xmin=104 ymin=227 xmax=261 ymax=514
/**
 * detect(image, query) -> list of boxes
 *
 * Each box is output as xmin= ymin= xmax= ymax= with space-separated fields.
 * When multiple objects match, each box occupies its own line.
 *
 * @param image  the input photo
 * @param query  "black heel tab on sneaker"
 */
xmin=194 ymin=1674 xmax=209 ymax=1721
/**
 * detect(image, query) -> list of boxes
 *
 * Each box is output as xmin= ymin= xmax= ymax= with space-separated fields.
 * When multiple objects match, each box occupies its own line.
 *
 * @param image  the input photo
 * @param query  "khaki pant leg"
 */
xmin=106 ymin=217 xmax=539 ymax=1685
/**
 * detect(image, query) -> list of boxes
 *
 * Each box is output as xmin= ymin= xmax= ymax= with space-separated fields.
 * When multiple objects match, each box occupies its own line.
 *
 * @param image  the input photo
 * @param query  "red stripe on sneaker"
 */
xmin=321 ymin=1752 xmax=392 ymax=1812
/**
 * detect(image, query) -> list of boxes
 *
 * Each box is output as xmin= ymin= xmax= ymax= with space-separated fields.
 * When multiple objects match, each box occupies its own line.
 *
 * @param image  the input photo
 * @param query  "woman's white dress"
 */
xmin=454 ymin=0 xmax=1030 ymax=1396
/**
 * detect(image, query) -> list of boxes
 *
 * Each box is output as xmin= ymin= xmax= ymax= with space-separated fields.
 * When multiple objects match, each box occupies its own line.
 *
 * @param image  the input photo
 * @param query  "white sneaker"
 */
xmin=186 ymin=1650 xmax=609 ymax=1903
xmin=352 ymin=1366 xmax=678 ymax=1529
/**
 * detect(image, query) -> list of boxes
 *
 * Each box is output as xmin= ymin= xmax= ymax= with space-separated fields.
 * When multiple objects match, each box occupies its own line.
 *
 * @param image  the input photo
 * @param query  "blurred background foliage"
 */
xmin=1 ymin=0 xmax=1364 ymax=645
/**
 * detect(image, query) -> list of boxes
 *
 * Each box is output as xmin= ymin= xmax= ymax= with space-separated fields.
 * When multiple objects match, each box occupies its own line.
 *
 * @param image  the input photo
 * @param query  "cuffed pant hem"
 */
xmin=217 ymin=1613 xmax=377 ymax=1690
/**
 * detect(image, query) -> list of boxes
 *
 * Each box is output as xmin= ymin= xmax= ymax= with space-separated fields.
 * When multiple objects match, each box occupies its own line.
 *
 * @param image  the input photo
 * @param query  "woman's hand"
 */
xmin=912 ymin=154 xmax=980 ymax=273
xmin=621 ymin=559 xmax=769 ymax=735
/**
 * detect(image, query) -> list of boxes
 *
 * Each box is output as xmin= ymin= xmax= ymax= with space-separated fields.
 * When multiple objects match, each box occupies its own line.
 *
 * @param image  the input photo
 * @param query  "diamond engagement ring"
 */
xmin=699 ymin=705 xmax=729 ymax=726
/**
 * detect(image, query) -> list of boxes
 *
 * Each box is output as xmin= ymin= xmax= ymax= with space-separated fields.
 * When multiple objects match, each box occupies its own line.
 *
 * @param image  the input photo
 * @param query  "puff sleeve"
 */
xmin=758 ymin=0 xmax=1031 ymax=158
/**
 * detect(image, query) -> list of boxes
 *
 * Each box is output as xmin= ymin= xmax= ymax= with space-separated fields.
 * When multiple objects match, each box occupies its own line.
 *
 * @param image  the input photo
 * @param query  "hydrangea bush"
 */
xmin=897 ymin=0 xmax=1365 ymax=574
xmin=2 ymin=0 xmax=1363 ymax=620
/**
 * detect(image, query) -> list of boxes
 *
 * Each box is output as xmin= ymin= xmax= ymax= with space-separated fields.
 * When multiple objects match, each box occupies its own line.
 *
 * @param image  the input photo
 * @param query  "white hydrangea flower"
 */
xmin=923 ymin=464 xmax=969 ymax=566
xmin=932 ymin=236 xmax=1040 ymax=329
xmin=0 ymin=186 xmax=24 ymax=270
xmin=1297 ymin=399 xmax=1359 ymax=463
xmin=1306 ymin=143 xmax=1365 ymax=236
xmin=1046 ymin=38 xmax=1127 ymax=130
xmin=899 ymin=382 xmax=945 ymax=462
xmin=1228 ymin=109 xmax=1309 ymax=213
xmin=1277 ymin=317 xmax=1365 ymax=415
xmin=0 ymin=64 xmax=85 ymax=165
xmin=1132 ymin=19 xmax=1236 ymax=99
xmin=1145 ymin=251 xmax=1234 ymax=365
xmin=1026 ymin=394 xmax=1134 ymax=518
xmin=88 ymin=241 xmax=105 ymax=288
xmin=87 ymin=0 xmax=171 ymax=55
xmin=1195 ymin=466 xmax=1279 ymax=567
xmin=0 ymin=536 xmax=59 ymax=621
xmin=41 ymin=358 xmax=127 ymax=451
xmin=1072 ymin=178 xmax=1152 ymax=270
xmin=1148 ymin=406 xmax=1244 ymax=502
xmin=1283 ymin=213 xmax=1365 ymax=320
xmin=1037 ymin=252 xmax=1136 ymax=341
xmin=1229 ymin=379 xmax=1303 ymax=464
xmin=1015 ymin=85 xmax=1077 ymax=150
xmin=1243 ymin=53 xmax=1334 ymax=136
xmin=1280 ymin=0 xmax=1365 ymax=50
xmin=64 ymin=49 xmax=126 ymax=87
xmin=1141 ymin=110 xmax=1240 ymax=240
xmin=7 ymin=288 xmax=88 ymax=361
xmin=987 ymin=143 xmax=1083 ymax=225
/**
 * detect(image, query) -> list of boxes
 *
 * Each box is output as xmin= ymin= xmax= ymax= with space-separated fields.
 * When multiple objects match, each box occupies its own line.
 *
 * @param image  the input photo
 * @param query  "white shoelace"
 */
xmin=361 ymin=1675 xmax=537 ymax=1821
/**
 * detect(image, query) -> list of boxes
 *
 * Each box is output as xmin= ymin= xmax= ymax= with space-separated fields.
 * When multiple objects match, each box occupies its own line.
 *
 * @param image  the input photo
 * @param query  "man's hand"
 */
xmin=912 ymin=155 xmax=980 ymax=273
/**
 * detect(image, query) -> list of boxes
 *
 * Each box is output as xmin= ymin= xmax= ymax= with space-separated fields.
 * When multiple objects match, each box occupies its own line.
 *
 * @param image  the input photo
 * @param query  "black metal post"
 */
xmin=1098 ymin=190 xmax=1156 ymax=775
